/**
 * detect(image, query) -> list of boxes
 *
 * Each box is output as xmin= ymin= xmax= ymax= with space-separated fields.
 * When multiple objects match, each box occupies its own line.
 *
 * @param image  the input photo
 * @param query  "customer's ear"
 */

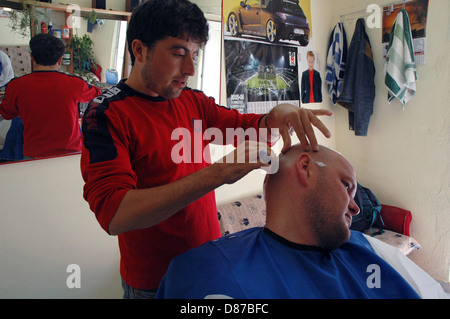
xmin=295 ymin=153 xmax=312 ymax=187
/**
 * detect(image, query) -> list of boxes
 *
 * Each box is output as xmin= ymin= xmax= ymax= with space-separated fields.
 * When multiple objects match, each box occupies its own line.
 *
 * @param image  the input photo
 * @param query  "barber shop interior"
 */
xmin=0 ymin=0 xmax=448 ymax=303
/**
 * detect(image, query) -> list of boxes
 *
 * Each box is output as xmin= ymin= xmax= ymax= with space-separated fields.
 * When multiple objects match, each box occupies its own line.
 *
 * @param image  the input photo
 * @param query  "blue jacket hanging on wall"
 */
xmin=337 ymin=18 xmax=375 ymax=136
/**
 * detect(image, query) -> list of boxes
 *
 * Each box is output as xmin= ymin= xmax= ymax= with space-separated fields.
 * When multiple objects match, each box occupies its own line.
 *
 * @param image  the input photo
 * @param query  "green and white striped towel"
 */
xmin=384 ymin=9 xmax=417 ymax=109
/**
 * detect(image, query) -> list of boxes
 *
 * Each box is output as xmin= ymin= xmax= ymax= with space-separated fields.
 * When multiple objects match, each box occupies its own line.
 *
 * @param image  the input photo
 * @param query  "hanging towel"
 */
xmin=384 ymin=9 xmax=417 ymax=109
xmin=336 ymin=19 xmax=376 ymax=136
xmin=325 ymin=23 xmax=348 ymax=105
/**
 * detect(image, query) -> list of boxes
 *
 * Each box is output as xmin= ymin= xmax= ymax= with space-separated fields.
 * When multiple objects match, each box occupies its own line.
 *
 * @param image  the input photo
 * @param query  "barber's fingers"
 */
xmin=309 ymin=109 xmax=333 ymax=139
xmin=279 ymin=125 xmax=293 ymax=154
xmin=230 ymin=141 xmax=274 ymax=166
xmin=215 ymin=142 xmax=279 ymax=182
xmin=238 ymin=141 xmax=279 ymax=174
xmin=259 ymin=148 xmax=279 ymax=174
xmin=290 ymin=113 xmax=312 ymax=152
xmin=279 ymin=108 xmax=332 ymax=153
xmin=215 ymin=143 xmax=277 ymax=184
xmin=297 ymin=109 xmax=319 ymax=151
xmin=238 ymin=140 xmax=280 ymax=174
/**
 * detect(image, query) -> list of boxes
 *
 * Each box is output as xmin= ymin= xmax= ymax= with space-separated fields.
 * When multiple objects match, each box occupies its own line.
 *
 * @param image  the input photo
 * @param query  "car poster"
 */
xmin=222 ymin=0 xmax=313 ymax=113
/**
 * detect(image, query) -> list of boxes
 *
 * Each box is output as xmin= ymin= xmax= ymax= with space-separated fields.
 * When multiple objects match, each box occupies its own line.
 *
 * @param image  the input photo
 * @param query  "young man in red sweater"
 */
xmin=0 ymin=33 xmax=100 ymax=159
xmin=81 ymin=0 xmax=332 ymax=298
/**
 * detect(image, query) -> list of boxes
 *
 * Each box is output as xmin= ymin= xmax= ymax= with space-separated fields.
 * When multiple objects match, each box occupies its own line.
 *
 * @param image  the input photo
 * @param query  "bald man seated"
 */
xmin=156 ymin=145 xmax=447 ymax=299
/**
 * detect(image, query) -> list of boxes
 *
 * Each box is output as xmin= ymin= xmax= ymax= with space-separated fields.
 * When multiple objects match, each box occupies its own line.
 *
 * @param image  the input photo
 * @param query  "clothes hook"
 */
xmin=388 ymin=4 xmax=394 ymax=15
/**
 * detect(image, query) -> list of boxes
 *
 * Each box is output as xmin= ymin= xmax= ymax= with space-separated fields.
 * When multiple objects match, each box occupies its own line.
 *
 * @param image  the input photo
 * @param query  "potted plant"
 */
xmin=69 ymin=34 xmax=96 ymax=81
xmin=8 ymin=0 xmax=48 ymax=38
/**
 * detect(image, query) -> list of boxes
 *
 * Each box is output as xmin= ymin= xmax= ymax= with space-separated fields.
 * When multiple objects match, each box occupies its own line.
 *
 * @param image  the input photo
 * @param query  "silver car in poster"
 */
xmin=226 ymin=0 xmax=310 ymax=46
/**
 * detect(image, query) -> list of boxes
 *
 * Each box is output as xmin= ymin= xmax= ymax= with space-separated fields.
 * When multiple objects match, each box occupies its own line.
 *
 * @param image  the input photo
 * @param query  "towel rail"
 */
xmin=339 ymin=0 xmax=414 ymax=22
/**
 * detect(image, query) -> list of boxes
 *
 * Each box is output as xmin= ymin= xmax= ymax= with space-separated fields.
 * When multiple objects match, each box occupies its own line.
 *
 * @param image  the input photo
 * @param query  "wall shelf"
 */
xmin=0 ymin=0 xmax=131 ymax=21
xmin=0 ymin=0 xmax=131 ymax=77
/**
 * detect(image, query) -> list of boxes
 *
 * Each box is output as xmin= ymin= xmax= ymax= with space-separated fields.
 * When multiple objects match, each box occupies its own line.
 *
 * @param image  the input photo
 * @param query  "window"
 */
xmin=200 ymin=20 xmax=222 ymax=102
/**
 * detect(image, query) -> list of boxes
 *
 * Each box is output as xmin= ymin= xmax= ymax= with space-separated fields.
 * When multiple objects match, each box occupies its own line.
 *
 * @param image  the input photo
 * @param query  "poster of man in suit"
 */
xmin=300 ymin=50 xmax=322 ymax=104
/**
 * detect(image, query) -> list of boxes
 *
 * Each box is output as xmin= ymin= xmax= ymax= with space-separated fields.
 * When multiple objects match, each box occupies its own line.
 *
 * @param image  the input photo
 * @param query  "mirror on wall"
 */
xmin=0 ymin=2 xmax=129 ymax=164
xmin=0 ymin=1 xmax=220 ymax=165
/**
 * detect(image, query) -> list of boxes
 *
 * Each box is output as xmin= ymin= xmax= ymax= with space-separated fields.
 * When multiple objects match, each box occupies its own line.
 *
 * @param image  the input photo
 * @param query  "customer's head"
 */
xmin=29 ymin=33 xmax=65 ymax=66
xmin=263 ymin=144 xmax=360 ymax=250
xmin=126 ymin=0 xmax=209 ymax=66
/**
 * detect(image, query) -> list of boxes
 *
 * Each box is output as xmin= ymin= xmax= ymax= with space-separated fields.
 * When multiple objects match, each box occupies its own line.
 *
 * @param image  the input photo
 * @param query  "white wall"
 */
xmin=0 ymin=155 xmax=122 ymax=298
xmin=0 ymin=16 xmax=30 ymax=46
xmin=329 ymin=0 xmax=449 ymax=283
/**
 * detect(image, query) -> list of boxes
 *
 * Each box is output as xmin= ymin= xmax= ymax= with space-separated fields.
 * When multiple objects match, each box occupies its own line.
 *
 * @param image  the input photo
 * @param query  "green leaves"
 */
xmin=69 ymin=34 xmax=95 ymax=77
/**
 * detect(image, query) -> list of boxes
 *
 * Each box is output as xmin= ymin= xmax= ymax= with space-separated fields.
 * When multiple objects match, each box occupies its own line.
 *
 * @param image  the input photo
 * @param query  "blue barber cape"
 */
xmin=157 ymin=228 xmax=420 ymax=299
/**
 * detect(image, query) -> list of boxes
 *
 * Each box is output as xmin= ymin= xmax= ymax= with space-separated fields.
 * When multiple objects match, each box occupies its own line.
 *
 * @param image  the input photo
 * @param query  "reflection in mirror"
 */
xmin=71 ymin=17 xmax=128 ymax=84
xmin=0 ymin=6 xmax=31 ymax=163
xmin=0 ymin=2 xmax=218 ymax=165
xmin=0 ymin=4 xmax=129 ymax=164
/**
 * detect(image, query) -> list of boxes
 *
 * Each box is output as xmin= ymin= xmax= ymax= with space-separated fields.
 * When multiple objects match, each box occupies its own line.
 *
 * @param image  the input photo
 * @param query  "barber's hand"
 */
xmin=267 ymin=104 xmax=333 ymax=153
xmin=214 ymin=141 xmax=275 ymax=184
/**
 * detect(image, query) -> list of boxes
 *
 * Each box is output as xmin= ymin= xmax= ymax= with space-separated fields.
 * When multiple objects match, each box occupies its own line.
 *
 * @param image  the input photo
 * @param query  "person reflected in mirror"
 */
xmin=157 ymin=144 xmax=447 ymax=299
xmin=81 ymin=0 xmax=332 ymax=299
xmin=0 ymin=49 xmax=16 ymax=160
xmin=0 ymin=33 xmax=101 ymax=159
xmin=0 ymin=49 xmax=14 ymax=88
